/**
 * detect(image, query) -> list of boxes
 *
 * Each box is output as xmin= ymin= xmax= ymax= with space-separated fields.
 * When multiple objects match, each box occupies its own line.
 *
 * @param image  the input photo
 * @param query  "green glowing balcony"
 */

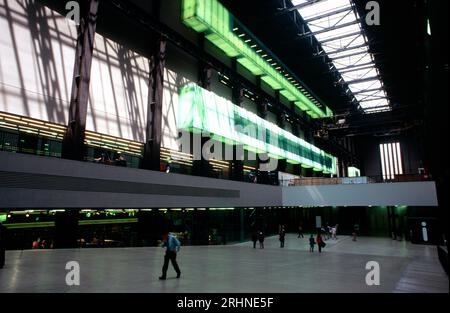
xmin=178 ymin=83 xmax=337 ymax=174
xmin=181 ymin=0 xmax=333 ymax=119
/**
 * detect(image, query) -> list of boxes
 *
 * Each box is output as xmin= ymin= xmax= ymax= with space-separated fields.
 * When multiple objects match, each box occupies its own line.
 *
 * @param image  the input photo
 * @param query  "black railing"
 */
xmin=281 ymin=174 xmax=432 ymax=186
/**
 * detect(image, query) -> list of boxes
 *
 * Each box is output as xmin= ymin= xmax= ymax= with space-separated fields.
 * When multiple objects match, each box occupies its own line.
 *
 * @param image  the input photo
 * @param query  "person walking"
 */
xmin=279 ymin=226 xmax=286 ymax=248
xmin=331 ymin=226 xmax=337 ymax=240
xmin=251 ymin=231 xmax=258 ymax=249
xmin=159 ymin=231 xmax=181 ymax=280
xmin=258 ymin=231 xmax=265 ymax=249
xmin=0 ymin=222 xmax=6 ymax=269
xmin=316 ymin=232 xmax=325 ymax=253
xmin=298 ymin=224 xmax=304 ymax=238
xmin=309 ymin=234 xmax=315 ymax=252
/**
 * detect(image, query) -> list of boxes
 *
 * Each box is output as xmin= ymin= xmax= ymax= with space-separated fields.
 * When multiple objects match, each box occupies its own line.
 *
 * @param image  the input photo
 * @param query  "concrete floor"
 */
xmin=0 ymin=234 xmax=448 ymax=293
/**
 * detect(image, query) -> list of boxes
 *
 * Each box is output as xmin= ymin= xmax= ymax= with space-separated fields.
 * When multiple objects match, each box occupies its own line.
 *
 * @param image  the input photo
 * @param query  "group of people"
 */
xmin=249 ymin=223 xmax=341 ymax=253
xmin=251 ymin=230 xmax=266 ymax=249
xmin=308 ymin=233 xmax=326 ymax=253
xmin=321 ymin=224 xmax=339 ymax=240
xmin=94 ymin=153 xmax=127 ymax=167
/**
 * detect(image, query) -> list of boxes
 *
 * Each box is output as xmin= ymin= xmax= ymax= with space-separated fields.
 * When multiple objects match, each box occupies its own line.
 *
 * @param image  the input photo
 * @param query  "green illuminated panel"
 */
xmin=181 ymin=0 xmax=333 ymax=118
xmin=348 ymin=167 xmax=361 ymax=177
xmin=178 ymin=83 xmax=337 ymax=174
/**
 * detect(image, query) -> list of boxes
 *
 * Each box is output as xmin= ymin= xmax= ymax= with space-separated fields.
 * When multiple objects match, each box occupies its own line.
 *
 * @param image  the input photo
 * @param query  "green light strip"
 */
xmin=4 ymin=222 xmax=55 ymax=229
xmin=3 ymin=219 xmax=138 ymax=229
xmin=178 ymin=83 xmax=337 ymax=174
xmin=79 ymin=218 xmax=138 ymax=226
xmin=181 ymin=0 xmax=332 ymax=118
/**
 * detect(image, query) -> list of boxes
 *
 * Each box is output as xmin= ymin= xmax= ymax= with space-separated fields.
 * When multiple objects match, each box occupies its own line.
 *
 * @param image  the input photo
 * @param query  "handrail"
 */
xmin=281 ymin=174 xmax=432 ymax=186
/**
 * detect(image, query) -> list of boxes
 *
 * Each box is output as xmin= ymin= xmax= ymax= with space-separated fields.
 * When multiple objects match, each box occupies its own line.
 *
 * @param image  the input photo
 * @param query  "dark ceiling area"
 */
xmin=220 ymin=0 xmax=435 ymax=137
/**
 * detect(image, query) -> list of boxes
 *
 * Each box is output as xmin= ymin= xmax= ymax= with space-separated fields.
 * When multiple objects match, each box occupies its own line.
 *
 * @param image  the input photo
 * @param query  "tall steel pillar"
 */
xmin=62 ymin=0 xmax=100 ymax=161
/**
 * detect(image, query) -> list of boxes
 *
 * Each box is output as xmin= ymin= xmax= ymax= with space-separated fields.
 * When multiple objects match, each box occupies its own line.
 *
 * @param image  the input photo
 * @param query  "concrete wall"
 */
xmin=282 ymin=182 xmax=438 ymax=207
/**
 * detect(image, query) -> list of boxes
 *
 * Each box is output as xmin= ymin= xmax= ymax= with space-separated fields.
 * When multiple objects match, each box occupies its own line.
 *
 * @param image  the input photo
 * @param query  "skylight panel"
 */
xmin=295 ymin=0 xmax=390 ymax=113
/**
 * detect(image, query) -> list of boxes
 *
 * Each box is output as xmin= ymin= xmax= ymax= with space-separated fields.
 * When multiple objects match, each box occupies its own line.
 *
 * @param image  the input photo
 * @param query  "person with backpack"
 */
xmin=159 ymin=231 xmax=181 ymax=280
xmin=316 ymin=232 xmax=325 ymax=253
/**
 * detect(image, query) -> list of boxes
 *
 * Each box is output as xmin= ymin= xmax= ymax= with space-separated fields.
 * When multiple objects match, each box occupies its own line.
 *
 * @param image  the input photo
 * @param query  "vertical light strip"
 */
xmin=380 ymin=144 xmax=386 ymax=179
xmin=387 ymin=143 xmax=395 ymax=179
xmin=392 ymin=142 xmax=399 ymax=177
xmin=396 ymin=142 xmax=403 ymax=175
xmin=384 ymin=143 xmax=390 ymax=179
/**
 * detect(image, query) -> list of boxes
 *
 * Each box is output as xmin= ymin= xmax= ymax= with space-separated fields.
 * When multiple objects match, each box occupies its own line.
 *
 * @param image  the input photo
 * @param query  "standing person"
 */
xmin=0 ymin=222 xmax=6 ymax=269
xmin=331 ymin=226 xmax=337 ymax=240
xmin=159 ymin=231 xmax=181 ymax=280
xmin=298 ymin=224 xmax=304 ymax=238
xmin=279 ymin=226 xmax=286 ymax=248
xmin=309 ymin=234 xmax=315 ymax=252
xmin=258 ymin=231 xmax=265 ymax=249
xmin=251 ymin=231 xmax=258 ymax=249
xmin=352 ymin=223 xmax=359 ymax=241
xmin=316 ymin=232 xmax=325 ymax=253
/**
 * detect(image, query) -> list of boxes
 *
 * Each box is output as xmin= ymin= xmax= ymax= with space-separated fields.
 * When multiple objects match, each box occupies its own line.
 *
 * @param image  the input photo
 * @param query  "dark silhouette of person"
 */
xmin=251 ymin=231 xmax=258 ymax=249
xmin=258 ymin=231 xmax=265 ymax=249
xmin=316 ymin=232 xmax=325 ymax=253
xmin=309 ymin=234 xmax=315 ymax=252
xmin=279 ymin=226 xmax=286 ymax=248
xmin=159 ymin=231 xmax=181 ymax=280
xmin=298 ymin=224 xmax=304 ymax=238
xmin=0 ymin=222 xmax=6 ymax=269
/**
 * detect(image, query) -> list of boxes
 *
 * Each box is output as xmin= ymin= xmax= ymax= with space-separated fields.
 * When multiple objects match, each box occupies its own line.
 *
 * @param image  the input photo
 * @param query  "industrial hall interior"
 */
xmin=0 ymin=0 xmax=448 ymax=293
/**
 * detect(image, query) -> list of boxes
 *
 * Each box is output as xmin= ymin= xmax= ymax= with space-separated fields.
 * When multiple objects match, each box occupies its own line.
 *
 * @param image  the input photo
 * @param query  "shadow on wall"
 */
xmin=0 ymin=0 xmax=77 ymax=123
xmin=1 ymin=0 xmax=151 ymax=143
xmin=87 ymin=35 xmax=149 ymax=142
xmin=161 ymin=67 xmax=191 ymax=150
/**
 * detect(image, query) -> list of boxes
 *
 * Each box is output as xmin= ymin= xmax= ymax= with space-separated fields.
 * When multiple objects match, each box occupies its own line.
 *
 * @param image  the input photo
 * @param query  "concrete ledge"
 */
xmin=0 ymin=151 xmax=439 ymax=208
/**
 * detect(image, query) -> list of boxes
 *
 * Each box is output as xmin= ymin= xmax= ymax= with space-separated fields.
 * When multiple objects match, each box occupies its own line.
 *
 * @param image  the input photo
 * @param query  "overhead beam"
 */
xmin=358 ymin=96 xmax=388 ymax=102
xmin=345 ymin=76 xmax=379 ymax=85
xmin=320 ymin=31 xmax=361 ymax=44
xmin=283 ymin=0 xmax=326 ymax=13
xmin=330 ymin=50 xmax=368 ymax=61
xmin=304 ymin=6 xmax=353 ymax=23
xmin=325 ymin=43 xmax=368 ymax=57
xmin=298 ymin=19 xmax=361 ymax=39
xmin=340 ymin=64 xmax=374 ymax=74
xmin=352 ymin=87 xmax=385 ymax=95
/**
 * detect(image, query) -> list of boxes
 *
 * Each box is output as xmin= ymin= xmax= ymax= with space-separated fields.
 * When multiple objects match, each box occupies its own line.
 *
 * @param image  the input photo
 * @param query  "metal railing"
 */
xmin=281 ymin=174 xmax=432 ymax=187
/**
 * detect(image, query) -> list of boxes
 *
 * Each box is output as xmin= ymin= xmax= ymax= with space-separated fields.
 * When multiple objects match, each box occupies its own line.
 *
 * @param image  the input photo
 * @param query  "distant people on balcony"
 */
xmin=297 ymin=224 xmax=304 ymax=238
xmin=95 ymin=153 xmax=110 ymax=164
xmin=248 ymin=171 xmax=257 ymax=183
xmin=115 ymin=155 xmax=127 ymax=167
xmin=316 ymin=232 xmax=325 ymax=253
xmin=309 ymin=234 xmax=315 ymax=252
xmin=258 ymin=231 xmax=265 ymax=249
xmin=251 ymin=231 xmax=258 ymax=249
xmin=0 ymin=222 xmax=6 ymax=269
xmin=279 ymin=225 xmax=286 ymax=248
xmin=159 ymin=231 xmax=181 ymax=280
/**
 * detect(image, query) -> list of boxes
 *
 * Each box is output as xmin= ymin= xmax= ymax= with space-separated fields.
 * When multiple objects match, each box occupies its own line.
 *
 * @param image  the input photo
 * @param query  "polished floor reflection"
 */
xmin=0 ymin=235 xmax=447 ymax=293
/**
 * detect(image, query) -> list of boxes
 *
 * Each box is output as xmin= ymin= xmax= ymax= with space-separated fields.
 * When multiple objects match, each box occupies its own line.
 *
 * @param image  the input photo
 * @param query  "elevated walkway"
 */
xmin=0 ymin=151 xmax=438 ymax=208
